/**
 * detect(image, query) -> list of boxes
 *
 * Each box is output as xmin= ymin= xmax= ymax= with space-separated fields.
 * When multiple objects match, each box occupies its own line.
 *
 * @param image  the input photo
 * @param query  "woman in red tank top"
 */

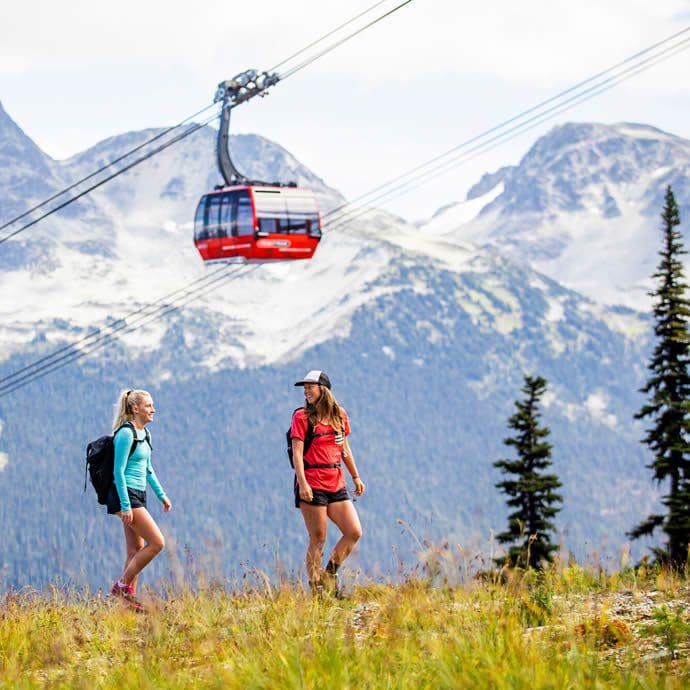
xmin=290 ymin=370 xmax=365 ymax=595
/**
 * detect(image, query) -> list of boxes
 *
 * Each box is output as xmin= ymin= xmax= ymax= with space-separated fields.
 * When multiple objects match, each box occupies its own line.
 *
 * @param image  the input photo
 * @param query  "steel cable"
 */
xmin=0 ymin=264 xmax=258 ymax=397
xmin=320 ymin=31 xmax=690 ymax=235
xmin=0 ymin=0 xmax=417 ymax=247
xmin=2 ymin=13 xmax=685 ymax=395
xmin=0 ymin=103 xmax=218 ymax=237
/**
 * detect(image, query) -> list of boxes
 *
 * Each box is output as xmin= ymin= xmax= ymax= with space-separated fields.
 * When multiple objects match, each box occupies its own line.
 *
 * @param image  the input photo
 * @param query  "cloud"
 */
xmin=0 ymin=453 xmax=7 ymax=472
xmin=1 ymin=0 xmax=688 ymax=219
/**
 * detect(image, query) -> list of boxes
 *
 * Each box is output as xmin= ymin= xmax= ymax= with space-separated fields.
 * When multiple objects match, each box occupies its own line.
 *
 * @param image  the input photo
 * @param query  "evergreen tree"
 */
xmin=629 ymin=186 xmax=690 ymax=568
xmin=494 ymin=375 xmax=562 ymax=569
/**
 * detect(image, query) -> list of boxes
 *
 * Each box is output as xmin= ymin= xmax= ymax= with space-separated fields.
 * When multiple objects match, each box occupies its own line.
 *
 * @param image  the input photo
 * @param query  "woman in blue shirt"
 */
xmin=107 ymin=389 xmax=171 ymax=611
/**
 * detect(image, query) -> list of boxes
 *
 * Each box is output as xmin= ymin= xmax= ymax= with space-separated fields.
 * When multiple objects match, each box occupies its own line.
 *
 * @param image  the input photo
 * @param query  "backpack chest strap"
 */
xmin=303 ymin=429 xmax=339 ymax=469
xmin=116 ymin=422 xmax=152 ymax=455
xmin=303 ymin=461 xmax=342 ymax=470
xmin=312 ymin=430 xmax=336 ymax=439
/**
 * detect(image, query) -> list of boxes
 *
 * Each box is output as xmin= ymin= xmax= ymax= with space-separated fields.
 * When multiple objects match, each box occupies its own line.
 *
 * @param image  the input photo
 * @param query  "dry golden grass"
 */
xmin=2 ymin=560 xmax=690 ymax=688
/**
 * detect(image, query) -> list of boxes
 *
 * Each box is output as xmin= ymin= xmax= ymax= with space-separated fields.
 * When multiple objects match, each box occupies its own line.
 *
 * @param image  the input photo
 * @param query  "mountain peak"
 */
xmin=422 ymin=122 xmax=690 ymax=310
xmin=0 ymin=101 xmax=61 ymax=211
xmin=525 ymin=121 xmax=690 ymax=170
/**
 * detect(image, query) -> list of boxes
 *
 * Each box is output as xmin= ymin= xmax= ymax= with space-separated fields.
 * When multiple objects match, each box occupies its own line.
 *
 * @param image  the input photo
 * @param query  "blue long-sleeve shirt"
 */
xmin=113 ymin=425 xmax=167 ymax=512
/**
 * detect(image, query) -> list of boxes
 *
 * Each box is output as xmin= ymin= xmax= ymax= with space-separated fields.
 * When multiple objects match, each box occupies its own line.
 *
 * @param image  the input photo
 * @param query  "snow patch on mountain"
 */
xmin=416 ymin=182 xmax=504 ymax=236
xmin=190 ymin=230 xmax=399 ymax=369
xmin=542 ymin=387 xmax=617 ymax=429
xmin=0 ymin=111 xmax=655 ymax=379
xmin=583 ymin=391 xmax=618 ymax=428
xmin=0 ymin=115 xmax=354 ymax=367
xmin=416 ymin=122 xmax=690 ymax=310
xmin=545 ymin=296 xmax=565 ymax=322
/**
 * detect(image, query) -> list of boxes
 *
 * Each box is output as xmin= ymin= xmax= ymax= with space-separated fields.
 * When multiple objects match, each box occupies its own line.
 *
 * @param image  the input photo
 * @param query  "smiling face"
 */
xmin=303 ymin=382 xmax=322 ymax=406
xmin=131 ymin=393 xmax=155 ymax=426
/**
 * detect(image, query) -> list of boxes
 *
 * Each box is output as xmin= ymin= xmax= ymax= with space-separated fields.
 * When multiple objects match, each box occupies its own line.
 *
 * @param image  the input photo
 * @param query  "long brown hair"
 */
xmin=305 ymin=385 xmax=343 ymax=431
xmin=113 ymin=389 xmax=150 ymax=431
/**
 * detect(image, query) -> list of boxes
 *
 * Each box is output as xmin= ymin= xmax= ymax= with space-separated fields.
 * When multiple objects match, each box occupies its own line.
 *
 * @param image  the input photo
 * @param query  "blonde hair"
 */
xmin=305 ymin=385 xmax=344 ymax=431
xmin=113 ymin=389 xmax=150 ymax=431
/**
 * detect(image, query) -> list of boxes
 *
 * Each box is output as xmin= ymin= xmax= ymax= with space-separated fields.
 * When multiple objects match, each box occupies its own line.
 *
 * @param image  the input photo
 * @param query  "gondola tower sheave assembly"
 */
xmin=194 ymin=70 xmax=322 ymax=263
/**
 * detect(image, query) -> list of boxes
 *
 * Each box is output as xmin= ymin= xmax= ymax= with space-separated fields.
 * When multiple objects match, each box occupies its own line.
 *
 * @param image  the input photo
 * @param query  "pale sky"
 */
xmin=1 ymin=0 xmax=689 ymax=220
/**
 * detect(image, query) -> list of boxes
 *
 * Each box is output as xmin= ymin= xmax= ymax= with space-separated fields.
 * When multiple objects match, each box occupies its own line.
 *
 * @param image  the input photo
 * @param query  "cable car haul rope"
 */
xmin=0 ymin=1 xmax=417 ymax=396
xmin=0 ymin=0 xmax=415 ymax=247
xmin=1 ymin=4 xmax=689 ymax=397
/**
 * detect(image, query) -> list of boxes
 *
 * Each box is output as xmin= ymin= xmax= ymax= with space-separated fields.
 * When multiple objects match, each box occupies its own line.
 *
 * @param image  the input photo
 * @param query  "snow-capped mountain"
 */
xmin=0 ymin=104 xmax=670 ymax=587
xmin=0 ymin=101 xmax=346 ymax=365
xmin=419 ymin=122 xmax=690 ymax=310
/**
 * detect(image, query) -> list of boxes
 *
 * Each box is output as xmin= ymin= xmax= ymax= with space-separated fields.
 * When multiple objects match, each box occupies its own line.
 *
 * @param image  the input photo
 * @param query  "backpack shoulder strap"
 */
xmin=291 ymin=407 xmax=314 ymax=453
xmin=292 ymin=407 xmax=314 ymax=433
xmin=290 ymin=409 xmax=339 ymax=471
xmin=115 ymin=420 xmax=135 ymax=435
xmin=115 ymin=421 xmax=141 ymax=458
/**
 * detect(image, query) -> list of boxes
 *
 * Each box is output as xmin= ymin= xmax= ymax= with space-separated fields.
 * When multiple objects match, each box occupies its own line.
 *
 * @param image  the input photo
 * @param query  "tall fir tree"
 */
xmin=494 ymin=375 xmax=563 ymax=569
xmin=629 ymin=186 xmax=690 ymax=568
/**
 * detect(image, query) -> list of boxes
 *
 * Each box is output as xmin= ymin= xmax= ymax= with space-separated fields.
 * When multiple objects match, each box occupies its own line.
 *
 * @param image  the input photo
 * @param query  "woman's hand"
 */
xmin=162 ymin=497 xmax=172 ymax=512
xmin=119 ymin=509 xmax=133 ymax=526
xmin=298 ymin=479 xmax=313 ymax=503
xmin=353 ymin=477 xmax=365 ymax=496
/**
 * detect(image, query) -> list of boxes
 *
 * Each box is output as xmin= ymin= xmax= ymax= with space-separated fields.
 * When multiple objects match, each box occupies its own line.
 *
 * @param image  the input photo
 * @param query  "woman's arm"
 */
xmin=113 ymin=428 xmax=134 ymax=512
xmin=342 ymin=437 xmax=365 ymax=496
xmin=146 ymin=457 xmax=169 ymax=504
xmin=292 ymin=438 xmax=313 ymax=502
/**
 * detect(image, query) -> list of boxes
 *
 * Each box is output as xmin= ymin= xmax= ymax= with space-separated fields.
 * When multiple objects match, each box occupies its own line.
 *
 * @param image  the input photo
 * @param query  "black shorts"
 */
xmin=294 ymin=482 xmax=350 ymax=509
xmin=107 ymin=485 xmax=147 ymax=514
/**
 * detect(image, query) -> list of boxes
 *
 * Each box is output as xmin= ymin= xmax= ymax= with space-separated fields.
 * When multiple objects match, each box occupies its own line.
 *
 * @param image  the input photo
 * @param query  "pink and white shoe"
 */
xmin=110 ymin=581 xmax=144 ymax=613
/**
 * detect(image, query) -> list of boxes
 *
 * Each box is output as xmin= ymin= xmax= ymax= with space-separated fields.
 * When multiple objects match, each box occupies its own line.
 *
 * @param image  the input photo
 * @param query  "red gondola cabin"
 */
xmin=193 ymin=185 xmax=322 ymax=263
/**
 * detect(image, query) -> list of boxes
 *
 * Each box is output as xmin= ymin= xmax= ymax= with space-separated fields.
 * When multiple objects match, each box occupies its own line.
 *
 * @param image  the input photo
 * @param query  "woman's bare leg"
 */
xmin=299 ymin=503 xmax=328 ymax=585
xmin=326 ymin=500 xmax=362 ymax=566
xmin=119 ymin=508 xmax=165 ymax=586
xmin=122 ymin=523 xmax=145 ymax=593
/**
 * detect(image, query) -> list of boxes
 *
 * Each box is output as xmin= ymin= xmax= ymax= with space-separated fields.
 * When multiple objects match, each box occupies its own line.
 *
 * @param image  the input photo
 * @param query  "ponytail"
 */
xmin=112 ymin=389 xmax=149 ymax=431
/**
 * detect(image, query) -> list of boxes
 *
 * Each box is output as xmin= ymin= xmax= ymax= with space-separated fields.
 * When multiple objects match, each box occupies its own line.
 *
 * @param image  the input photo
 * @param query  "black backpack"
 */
xmin=286 ymin=408 xmax=340 ymax=470
xmin=84 ymin=421 xmax=152 ymax=504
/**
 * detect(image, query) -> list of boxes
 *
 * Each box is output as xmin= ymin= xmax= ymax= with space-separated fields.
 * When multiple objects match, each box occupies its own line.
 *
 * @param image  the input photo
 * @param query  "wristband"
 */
xmin=352 ymin=475 xmax=360 ymax=479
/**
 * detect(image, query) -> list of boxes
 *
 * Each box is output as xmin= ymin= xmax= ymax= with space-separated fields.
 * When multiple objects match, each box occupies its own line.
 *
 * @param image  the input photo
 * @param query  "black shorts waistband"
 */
xmin=294 ymin=483 xmax=350 ymax=509
xmin=107 ymin=485 xmax=147 ymax=514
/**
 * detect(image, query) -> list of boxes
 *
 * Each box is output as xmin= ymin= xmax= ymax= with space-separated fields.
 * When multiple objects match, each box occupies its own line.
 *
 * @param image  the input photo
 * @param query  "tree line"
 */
xmin=494 ymin=187 xmax=690 ymax=571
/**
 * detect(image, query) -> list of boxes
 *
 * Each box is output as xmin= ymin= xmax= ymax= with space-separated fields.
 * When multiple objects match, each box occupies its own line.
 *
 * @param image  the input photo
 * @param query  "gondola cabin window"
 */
xmin=194 ymin=186 xmax=322 ymax=263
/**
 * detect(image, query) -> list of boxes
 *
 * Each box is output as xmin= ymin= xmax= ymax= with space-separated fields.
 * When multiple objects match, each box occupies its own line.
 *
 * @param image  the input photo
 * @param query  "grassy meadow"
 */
xmin=2 ymin=558 xmax=690 ymax=689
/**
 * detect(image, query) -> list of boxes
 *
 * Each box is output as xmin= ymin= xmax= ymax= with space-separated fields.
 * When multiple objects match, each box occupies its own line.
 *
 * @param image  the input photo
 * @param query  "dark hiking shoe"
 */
xmin=322 ymin=571 xmax=344 ymax=599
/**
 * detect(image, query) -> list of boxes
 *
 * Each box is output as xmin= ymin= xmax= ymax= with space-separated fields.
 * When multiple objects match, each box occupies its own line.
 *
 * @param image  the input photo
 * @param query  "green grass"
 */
xmin=2 ymin=562 xmax=690 ymax=689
